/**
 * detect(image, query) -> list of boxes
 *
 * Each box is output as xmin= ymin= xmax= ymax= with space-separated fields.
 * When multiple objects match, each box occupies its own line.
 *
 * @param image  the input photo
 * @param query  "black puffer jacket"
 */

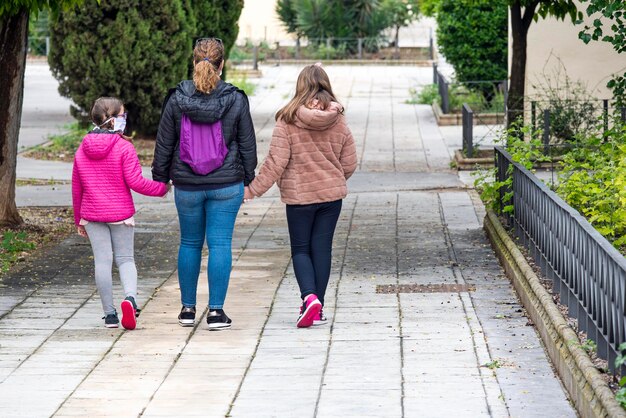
xmin=152 ymin=80 xmax=257 ymax=187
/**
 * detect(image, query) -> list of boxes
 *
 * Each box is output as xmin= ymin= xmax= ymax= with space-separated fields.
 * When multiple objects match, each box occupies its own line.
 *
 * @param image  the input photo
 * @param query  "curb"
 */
xmin=483 ymin=209 xmax=626 ymax=418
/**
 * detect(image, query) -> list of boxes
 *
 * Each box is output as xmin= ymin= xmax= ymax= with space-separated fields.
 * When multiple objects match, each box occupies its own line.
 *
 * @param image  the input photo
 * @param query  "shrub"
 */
xmin=436 ymin=0 xmax=507 ymax=89
xmin=412 ymin=84 xmax=439 ymax=105
xmin=531 ymin=66 xmax=601 ymax=143
xmin=557 ymin=123 xmax=626 ymax=247
xmin=49 ymin=0 xmax=194 ymax=135
xmin=191 ymin=0 xmax=243 ymax=80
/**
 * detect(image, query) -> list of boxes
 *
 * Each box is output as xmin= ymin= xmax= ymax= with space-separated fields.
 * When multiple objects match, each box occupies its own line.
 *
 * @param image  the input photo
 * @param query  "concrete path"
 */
xmin=2 ymin=64 xmax=577 ymax=417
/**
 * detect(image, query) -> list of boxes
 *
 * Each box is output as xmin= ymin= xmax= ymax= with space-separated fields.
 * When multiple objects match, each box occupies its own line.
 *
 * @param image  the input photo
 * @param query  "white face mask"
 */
xmin=99 ymin=113 xmax=127 ymax=132
xmin=113 ymin=115 xmax=127 ymax=133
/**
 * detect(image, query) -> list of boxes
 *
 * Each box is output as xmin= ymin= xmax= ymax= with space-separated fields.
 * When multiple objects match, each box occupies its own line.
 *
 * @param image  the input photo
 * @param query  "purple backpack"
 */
xmin=179 ymin=114 xmax=228 ymax=175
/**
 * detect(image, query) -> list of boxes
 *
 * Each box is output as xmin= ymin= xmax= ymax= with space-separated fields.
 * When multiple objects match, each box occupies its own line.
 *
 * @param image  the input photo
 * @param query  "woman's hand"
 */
xmin=77 ymin=225 xmax=87 ymax=238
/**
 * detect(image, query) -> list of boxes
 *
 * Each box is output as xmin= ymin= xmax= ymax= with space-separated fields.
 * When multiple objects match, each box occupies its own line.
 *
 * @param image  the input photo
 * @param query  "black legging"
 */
xmin=286 ymin=199 xmax=342 ymax=305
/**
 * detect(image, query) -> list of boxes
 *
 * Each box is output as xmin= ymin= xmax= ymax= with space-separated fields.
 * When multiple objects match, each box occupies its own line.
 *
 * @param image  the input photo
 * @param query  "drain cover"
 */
xmin=376 ymin=283 xmax=476 ymax=294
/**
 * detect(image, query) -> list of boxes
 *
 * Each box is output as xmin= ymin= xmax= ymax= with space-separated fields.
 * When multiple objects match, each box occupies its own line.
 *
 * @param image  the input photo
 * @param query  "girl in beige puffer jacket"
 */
xmin=246 ymin=64 xmax=357 ymax=328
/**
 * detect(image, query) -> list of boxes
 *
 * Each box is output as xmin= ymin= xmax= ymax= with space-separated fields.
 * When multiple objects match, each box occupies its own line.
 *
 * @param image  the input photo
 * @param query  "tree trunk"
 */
xmin=0 ymin=9 xmax=28 ymax=227
xmin=394 ymin=25 xmax=400 ymax=59
xmin=508 ymin=23 xmax=527 ymax=127
xmin=507 ymin=1 xmax=538 ymax=129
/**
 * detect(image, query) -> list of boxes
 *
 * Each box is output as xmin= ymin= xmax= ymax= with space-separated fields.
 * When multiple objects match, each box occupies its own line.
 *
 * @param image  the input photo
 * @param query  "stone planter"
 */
xmin=432 ymin=102 xmax=505 ymax=126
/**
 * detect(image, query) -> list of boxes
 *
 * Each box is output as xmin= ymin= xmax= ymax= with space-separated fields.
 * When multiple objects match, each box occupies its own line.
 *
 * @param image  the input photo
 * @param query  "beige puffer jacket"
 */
xmin=248 ymin=102 xmax=357 ymax=204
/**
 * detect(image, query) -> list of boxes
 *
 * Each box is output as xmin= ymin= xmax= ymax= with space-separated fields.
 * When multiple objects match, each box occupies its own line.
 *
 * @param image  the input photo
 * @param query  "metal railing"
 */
xmin=432 ymin=63 xmax=506 ymax=115
xmin=495 ymin=146 xmax=626 ymax=373
xmin=462 ymin=104 xmax=474 ymax=157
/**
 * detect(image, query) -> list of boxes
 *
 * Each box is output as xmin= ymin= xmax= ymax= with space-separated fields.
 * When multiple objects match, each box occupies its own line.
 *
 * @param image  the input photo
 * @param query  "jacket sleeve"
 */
xmin=248 ymin=123 xmax=290 ymax=197
xmin=340 ymin=124 xmax=357 ymax=180
xmin=152 ymin=94 xmax=177 ymax=183
xmin=71 ymin=159 xmax=83 ymax=226
xmin=123 ymin=144 xmax=168 ymax=197
xmin=236 ymin=93 xmax=257 ymax=186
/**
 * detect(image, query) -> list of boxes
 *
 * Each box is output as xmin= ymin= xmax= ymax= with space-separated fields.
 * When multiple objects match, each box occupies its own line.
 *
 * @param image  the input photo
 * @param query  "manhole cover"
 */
xmin=376 ymin=283 xmax=476 ymax=294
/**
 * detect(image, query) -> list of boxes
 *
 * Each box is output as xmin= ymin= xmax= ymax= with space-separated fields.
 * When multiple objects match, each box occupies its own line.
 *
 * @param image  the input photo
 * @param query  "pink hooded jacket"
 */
xmin=249 ymin=102 xmax=357 ymax=204
xmin=72 ymin=132 xmax=167 ymax=225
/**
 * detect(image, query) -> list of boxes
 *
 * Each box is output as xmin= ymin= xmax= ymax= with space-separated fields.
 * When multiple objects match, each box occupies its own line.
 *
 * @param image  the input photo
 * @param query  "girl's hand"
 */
xmin=244 ymin=186 xmax=254 ymax=203
xmin=77 ymin=225 xmax=87 ymax=238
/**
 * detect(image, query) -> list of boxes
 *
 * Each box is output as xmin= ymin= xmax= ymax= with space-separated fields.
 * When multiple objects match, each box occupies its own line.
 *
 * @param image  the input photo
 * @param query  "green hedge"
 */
xmin=436 ymin=0 xmax=507 ymax=86
xmin=49 ymin=0 xmax=243 ymax=135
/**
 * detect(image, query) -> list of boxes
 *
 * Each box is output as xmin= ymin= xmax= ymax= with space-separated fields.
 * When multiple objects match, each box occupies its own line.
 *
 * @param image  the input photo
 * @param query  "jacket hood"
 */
xmin=294 ymin=101 xmax=343 ymax=131
xmin=80 ymin=132 xmax=121 ymax=160
xmin=176 ymin=79 xmax=241 ymax=124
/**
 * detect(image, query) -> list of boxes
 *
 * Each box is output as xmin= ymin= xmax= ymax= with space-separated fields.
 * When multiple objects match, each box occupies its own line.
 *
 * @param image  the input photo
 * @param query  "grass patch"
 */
xmin=0 ymin=207 xmax=74 ymax=274
xmin=24 ymin=122 xmax=87 ymax=162
xmin=229 ymin=76 xmax=257 ymax=96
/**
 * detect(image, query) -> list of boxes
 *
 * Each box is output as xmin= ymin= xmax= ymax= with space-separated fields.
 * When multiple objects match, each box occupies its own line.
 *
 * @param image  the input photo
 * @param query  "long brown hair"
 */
xmin=193 ymin=38 xmax=224 ymax=94
xmin=276 ymin=64 xmax=341 ymax=124
xmin=90 ymin=97 xmax=123 ymax=130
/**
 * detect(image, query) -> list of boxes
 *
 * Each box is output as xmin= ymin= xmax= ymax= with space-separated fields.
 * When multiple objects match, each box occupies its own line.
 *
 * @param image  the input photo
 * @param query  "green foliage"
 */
xmin=419 ymin=0 xmax=440 ymax=17
xmin=407 ymin=84 xmax=439 ymax=105
xmin=483 ymin=359 xmax=502 ymax=369
xmin=557 ymin=124 xmax=626 ymax=247
xmin=0 ymin=231 xmax=35 ymax=272
xmin=531 ymin=66 xmax=600 ymax=142
xmin=436 ymin=0 xmax=508 ymax=85
xmin=48 ymin=0 xmax=194 ymax=135
xmin=380 ymin=0 xmax=420 ymax=30
xmin=28 ymin=8 xmax=48 ymax=55
xmin=615 ymin=342 xmax=626 ymax=408
xmin=276 ymin=0 xmax=415 ymax=47
xmin=276 ymin=0 xmax=302 ymax=37
xmin=28 ymin=121 xmax=86 ymax=157
xmin=578 ymin=0 xmax=626 ymax=107
xmin=580 ymin=338 xmax=597 ymax=355
xmin=314 ymin=43 xmax=347 ymax=60
xmin=473 ymin=125 xmax=549 ymax=213
xmin=228 ymin=75 xmax=256 ymax=97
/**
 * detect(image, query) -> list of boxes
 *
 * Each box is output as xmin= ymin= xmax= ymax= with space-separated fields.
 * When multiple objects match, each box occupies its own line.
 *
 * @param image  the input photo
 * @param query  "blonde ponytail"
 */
xmin=192 ymin=38 xmax=224 ymax=94
xmin=193 ymin=60 xmax=220 ymax=94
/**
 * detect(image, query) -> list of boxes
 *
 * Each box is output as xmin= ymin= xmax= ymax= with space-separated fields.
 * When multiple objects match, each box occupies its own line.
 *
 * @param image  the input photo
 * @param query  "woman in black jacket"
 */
xmin=153 ymin=37 xmax=257 ymax=330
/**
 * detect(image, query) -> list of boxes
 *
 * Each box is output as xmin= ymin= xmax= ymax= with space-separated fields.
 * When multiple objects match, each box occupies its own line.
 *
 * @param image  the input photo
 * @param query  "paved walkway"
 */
xmin=2 ymin=64 xmax=577 ymax=417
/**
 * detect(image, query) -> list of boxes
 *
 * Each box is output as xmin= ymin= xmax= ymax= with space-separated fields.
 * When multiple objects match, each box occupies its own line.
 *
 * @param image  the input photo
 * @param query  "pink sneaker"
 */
xmin=313 ymin=308 xmax=328 ymax=326
xmin=297 ymin=294 xmax=322 ymax=328
xmin=120 ymin=298 xmax=137 ymax=330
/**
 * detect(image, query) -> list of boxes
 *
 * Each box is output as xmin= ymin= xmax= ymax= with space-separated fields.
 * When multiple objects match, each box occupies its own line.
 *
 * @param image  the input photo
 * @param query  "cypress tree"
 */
xmin=49 ymin=0 xmax=194 ymax=135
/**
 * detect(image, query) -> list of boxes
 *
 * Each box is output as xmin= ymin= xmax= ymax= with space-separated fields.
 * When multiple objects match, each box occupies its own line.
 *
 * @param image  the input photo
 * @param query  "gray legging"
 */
xmin=84 ymin=222 xmax=137 ymax=315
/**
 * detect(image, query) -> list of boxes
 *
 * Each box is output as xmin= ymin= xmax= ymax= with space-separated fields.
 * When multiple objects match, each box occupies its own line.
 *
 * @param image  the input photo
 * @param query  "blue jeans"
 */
xmin=174 ymin=183 xmax=243 ymax=309
xmin=286 ymin=199 xmax=342 ymax=306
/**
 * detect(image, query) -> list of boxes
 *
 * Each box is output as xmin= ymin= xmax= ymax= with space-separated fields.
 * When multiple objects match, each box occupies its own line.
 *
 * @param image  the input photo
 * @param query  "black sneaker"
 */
xmin=178 ymin=306 xmax=196 ymax=327
xmin=207 ymin=309 xmax=232 ymax=330
xmin=103 ymin=312 xmax=119 ymax=328
xmin=124 ymin=296 xmax=141 ymax=317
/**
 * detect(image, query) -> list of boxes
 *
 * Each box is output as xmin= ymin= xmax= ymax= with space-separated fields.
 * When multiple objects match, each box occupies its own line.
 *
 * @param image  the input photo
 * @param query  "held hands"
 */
xmin=77 ymin=225 xmax=87 ymax=238
xmin=243 ymin=186 xmax=254 ymax=203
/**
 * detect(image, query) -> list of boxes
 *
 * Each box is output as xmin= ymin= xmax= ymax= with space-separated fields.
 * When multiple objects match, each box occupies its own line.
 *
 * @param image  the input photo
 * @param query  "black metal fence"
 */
xmin=432 ymin=63 xmax=506 ymax=115
xmin=462 ymin=102 xmax=626 ymax=158
xmin=495 ymin=146 xmax=626 ymax=373
xmin=232 ymin=34 xmax=433 ymax=66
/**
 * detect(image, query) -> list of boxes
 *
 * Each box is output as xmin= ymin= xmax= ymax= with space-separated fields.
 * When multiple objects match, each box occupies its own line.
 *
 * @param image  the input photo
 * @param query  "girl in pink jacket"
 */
xmin=72 ymin=97 xmax=169 ymax=330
